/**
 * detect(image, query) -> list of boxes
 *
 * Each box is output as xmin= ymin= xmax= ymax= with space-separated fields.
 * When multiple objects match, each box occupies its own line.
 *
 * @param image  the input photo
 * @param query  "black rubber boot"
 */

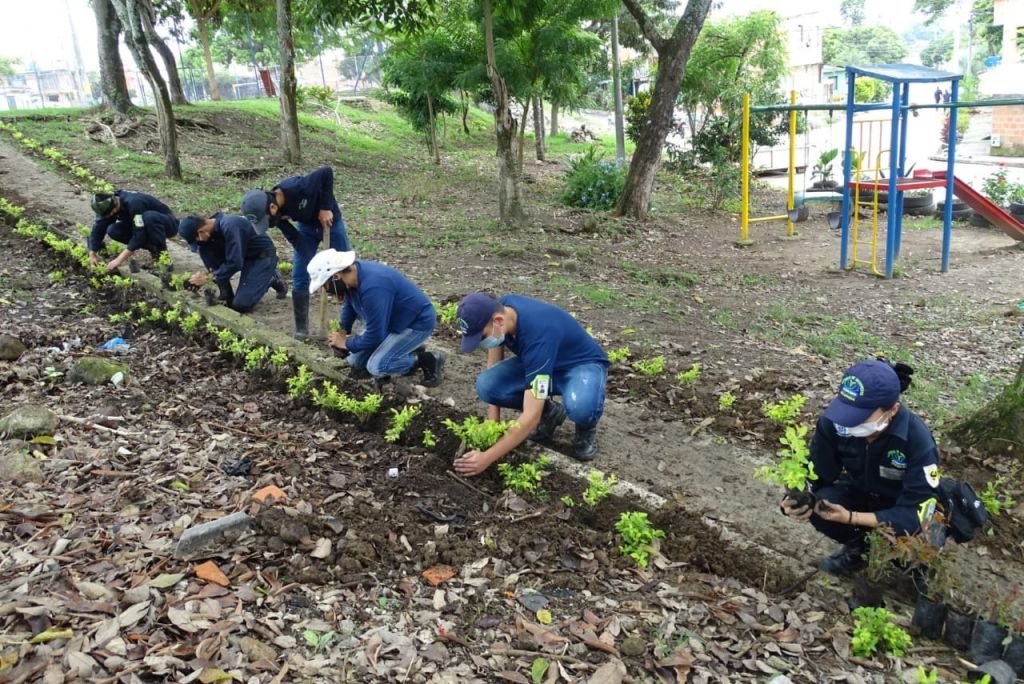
xmin=529 ymin=400 xmax=567 ymax=443
xmin=292 ymin=291 xmax=310 ymax=341
xmin=415 ymin=349 xmax=446 ymax=388
xmin=215 ymin=279 xmax=234 ymax=305
xmin=270 ymin=271 xmax=288 ymax=299
xmin=819 ymin=538 xmax=868 ymax=577
xmin=573 ymin=425 xmax=599 ymax=461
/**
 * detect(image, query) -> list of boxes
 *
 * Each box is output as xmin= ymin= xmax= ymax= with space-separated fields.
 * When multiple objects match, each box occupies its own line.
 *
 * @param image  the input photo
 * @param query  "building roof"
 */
xmin=846 ymin=64 xmax=962 ymax=83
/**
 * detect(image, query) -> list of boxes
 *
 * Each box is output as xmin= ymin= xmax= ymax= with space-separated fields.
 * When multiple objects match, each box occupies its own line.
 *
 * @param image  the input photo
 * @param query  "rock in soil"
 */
xmin=0 ymin=333 xmax=27 ymax=360
xmin=0 ymin=404 xmax=58 ymax=438
xmin=67 ymin=356 xmax=128 ymax=385
xmin=0 ymin=440 xmax=44 ymax=482
xmin=239 ymin=636 xmax=278 ymax=663
xmin=620 ymin=636 xmax=647 ymax=657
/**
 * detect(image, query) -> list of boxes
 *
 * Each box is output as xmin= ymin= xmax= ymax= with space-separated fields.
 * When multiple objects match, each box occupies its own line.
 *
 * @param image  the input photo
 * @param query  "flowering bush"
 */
xmin=981 ymin=166 xmax=1012 ymax=206
xmin=561 ymin=146 xmax=626 ymax=211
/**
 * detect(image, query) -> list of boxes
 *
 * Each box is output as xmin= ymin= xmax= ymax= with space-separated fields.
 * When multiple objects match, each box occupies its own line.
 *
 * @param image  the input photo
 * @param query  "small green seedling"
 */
xmin=634 ymin=355 xmax=666 ymax=377
xmin=850 ymin=606 xmax=912 ymax=658
xmin=179 ymin=312 xmax=202 ymax=335
xmin=753 ymin=423 xmax=817 ymax=493
xmin=277 ymin=261 xmax=292 ymax=274
xmin=561 ymin=496 xmax=575 ymax=507
xmin=385 ymin=405 xmax=421 ymax=443
xmin=422 ymin=429 xmax=437 ymax=448
xmin=312 ymin=381 xmax=383 ymax=421
xmin=675 ymin=363 xmax=700 ymax=387
xmin=762 ymin=393 xmax=808 ymax=425
xmin=110 ymin=275 xmax=133 ymax=289
xmin=155 ymin=251 xmax=173 ymax=274
xmin=914 ymin=666 xmax=938 ymax=684
xmin=615 ymin=511 xmax=665 ymax=569
xmin=497 ymin=455 xmax=552 ymax=496
xmin=47 ymin=271 xmax=64 ymax=284
xmin=718 ymin=391 xmax=736 ymax=410
xmin=286 ymin=365 xmax=314 ymax=399
xmin=43 ymin=366 xmax=64 ymax=382
xmin=244 ymin=346 xmax=269 ymax=370
xmin=980 ymin=476 xmax=1017 ymax=517
xmin=435 ymin=301 xmax=458 ymax=325
xmin=582 ymin=470 xmax=617 ymax=507
xmin=607 ymin=346 xmax=631 ymax=363
xmin=269 ymin=347 xmax=290 ymax=368
xmin=443 ymin=416 xmax=517 ymax=451
xmin=168 ymin=272 xmax=191 ymax=291
xmin=302 ymin=629 xmax=335 ymax=654
xmin=328 ymin=319 xmax=342 ymax=334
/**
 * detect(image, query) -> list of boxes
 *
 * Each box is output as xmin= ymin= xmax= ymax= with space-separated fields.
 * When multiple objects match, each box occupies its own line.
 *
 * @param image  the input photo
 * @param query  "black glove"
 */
xmin=875 ymin=354 xmax=914 ymax=392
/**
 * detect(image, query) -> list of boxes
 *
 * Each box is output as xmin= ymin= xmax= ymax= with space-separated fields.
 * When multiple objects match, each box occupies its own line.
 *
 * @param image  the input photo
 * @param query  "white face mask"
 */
xmin=837 ymin=419 xmax=890 ymax=438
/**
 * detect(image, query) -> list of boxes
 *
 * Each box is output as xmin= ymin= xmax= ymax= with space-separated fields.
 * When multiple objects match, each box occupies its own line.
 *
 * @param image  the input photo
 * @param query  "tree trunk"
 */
xmin=949 ymin=356 xmax=1024 ymax=455
xmin=139 ymin=2 xmax=188 ymax=105
xmin=276 ymin=0 xmax=301 ymax=164
xmin=93 ymin=0 xmax=132 ymax=117
xmin=482 ymin=0 xmax=526 ymax=226
xmin=112 ymin=0 xmax=181 ymax=179
xmin=616 ymin=0 xmax=712 ymax=219
xmin=426 ymin=91 xmax=440 ymax=165
xmin=197 ymin=18 xmax=221 ymax=101
xmin=461 ymin=90 xmax=470 ymax=135
xmin=533 ymin=93 xmax=545 ymax=161
xmin=550 ymin=100 xmax=559 ymax=137
xmin=516 ymin=98 xmax=529 ymax=175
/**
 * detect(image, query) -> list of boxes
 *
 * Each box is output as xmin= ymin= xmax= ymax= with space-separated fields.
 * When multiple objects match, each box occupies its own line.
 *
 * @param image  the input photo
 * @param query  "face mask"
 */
xmin=837 ymin=419 xmax=890 ymax=438
xmin=479 ymin=322 xmax=505 ymax=349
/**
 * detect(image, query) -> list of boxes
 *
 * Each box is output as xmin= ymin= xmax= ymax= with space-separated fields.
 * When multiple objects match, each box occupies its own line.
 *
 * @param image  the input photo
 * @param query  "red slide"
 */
xmin=932 ymin=170 xmax=1024 ymax=242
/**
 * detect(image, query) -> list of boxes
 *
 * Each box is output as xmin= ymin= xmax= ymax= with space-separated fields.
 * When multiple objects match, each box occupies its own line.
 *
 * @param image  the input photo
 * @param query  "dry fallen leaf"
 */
xmin=252 ymin=484 xmax=286 ymax=504
xmin=310 ymin=537 xmax=332 ymax=559
xmin=421 ymin=564 xmax=456 ymax=587
xmin=194 ymin=560 xmax=230 ymax=587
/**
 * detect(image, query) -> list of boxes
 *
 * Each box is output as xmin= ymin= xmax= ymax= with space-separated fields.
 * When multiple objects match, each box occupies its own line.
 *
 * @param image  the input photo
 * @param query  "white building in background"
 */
xmin=783 ymin=12 xmax=827 ymax=102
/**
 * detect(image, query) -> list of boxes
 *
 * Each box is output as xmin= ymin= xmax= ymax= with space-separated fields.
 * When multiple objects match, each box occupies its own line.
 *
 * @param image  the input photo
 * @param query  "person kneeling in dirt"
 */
xmin=240 ymin=166 xmax=351 ymax=341
xmin=88 ymin=191 xmax=178 ymax=272
xmin=306 ymin=249 xmax=445 ymax=388
xmin=780 ymin=359 xmax=941 ymax=576
xmin=453 ymin=293 xmax=609 ymax=476
xmin=176 ymin=214 xmax=287 ymax=313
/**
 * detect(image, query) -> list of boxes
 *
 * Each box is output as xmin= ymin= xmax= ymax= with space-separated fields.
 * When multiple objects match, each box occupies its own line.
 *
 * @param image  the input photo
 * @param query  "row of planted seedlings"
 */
xmin=0 ymin=193 xmax=683 ymax=579
xmin=0 ymin=118 xmax=113 ymax=195
xmin=751 ymin=383 xmax=1024 ymax=676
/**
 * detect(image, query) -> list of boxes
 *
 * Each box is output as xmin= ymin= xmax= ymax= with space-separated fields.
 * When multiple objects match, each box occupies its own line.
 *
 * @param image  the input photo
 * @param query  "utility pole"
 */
xmin=64 ymin=0 xmax=89 ymax=104
xmin=610 ymin=13 xmax=626 ymax=163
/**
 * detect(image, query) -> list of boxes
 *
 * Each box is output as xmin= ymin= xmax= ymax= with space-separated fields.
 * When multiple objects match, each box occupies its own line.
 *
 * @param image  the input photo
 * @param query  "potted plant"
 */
xmin=894 ymin=534 xmax=952 ymax=641
xmin=853 ymin=528 xmax=897 ymax=608
xmin=754 ymin=424 xmax=817 ymax=507
xmin=942 ymin=590 xmax=977 ymax=652
xmin=968 ymin=585 xmax=1017 ymax=664
xmin=810 ymin=148 xmax=839 ymax=191
xmin=1003 ymin=619 xmax=1024 ymax=676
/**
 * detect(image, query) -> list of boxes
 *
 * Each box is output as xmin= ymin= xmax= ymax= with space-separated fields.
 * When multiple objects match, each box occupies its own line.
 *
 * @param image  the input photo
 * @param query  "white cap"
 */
xmin=307 ymin=249 xmax=356 ymax=294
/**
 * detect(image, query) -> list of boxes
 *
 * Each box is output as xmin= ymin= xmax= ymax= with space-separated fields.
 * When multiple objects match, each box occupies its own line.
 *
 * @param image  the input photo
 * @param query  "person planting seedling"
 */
xmin=779 ymin=359 xmax=945 ymax=577
xmin=88 ymin=190 xmax=178 ymax=272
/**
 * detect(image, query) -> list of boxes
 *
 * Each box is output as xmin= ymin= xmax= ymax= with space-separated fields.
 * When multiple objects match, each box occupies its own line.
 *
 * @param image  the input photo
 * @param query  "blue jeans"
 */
xmin=347 ymin=327 xmax=431 ymax=378
xmin=291 ymin=212 xmax=350 ymax=291
xmin=199 ymin=247 xmax=277 ymax=313
xmin=106 ymin=211 xmax=177 ymax=256
xmin=475 ymin=358 xmax=607 ymax=429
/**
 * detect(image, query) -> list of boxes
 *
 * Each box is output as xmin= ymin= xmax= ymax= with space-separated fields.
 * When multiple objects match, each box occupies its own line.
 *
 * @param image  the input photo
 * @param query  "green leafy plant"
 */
xmin=812 ymin=148 xmax=839 ymax=186
xmin=163 ymin=303 xmax=183 ymax=326
xmin=269 ymin=347 xmax=290 ymax=368
xmin=422 ymin=429 xmax=437 ymax=448
xmin=561 ymin=146 xmax=627 ymax=211
xmin=155 ymin=251 xmax=173 ymax=274
xmin=634 ymin=355 xmax=666 ymax=377
xmin=753 ymin=423 xmax=817 ymax=492
xmin=442 ymin=416 xmax=517 ymax=451
xmin=47 ymin=271 xmax=64 ymax=284
xmin=850 ymin=606 xmax=912 ymax=658
xmin=625 ymin=90 xmax=652 ymax=143
xmin=607 ymin=346 xmax=631 ymax=363
xmin=531 ymin=658 xmax=550 ymax=684
xmin=168 ymin=272 xmax=191 ymax=291
xmin=981 ymin=166 xmax=1013 ymax=206
xmin=914 ymin=666 xmax=938 ymax=684
xmin=385 ymin=405 xmax=421 ymax=443
xmin=43 ymin=366 xmax=64 ymax=383
xmin=980 ymin=476 xmax=1016 ymax=517
xmin=762 ymin=393 xmax=807 ymax=425
xmin=216 ymin=328 xmax=240 ymax=352
xmin=863 ymin=529 xmax=897 ymax=584
xmin=434 ymin=301 xmax=458 ymax=325
xmin=179 ymin=312 xmax=202 ymax=335
xmin=277 ymin=261 xmax=292 ymax=274
xmin=328 ymin=319 xmax=342 ymax=334
xmin=675 ymin=363 xmax=701 ymax=387
xmin=302 ymin=628 xmax=335 ymax=654
xmin=286 ymin=365 xmax=314 ymax=399
xmin=582 ymin=470 xmax=617 ymax=507
xmin=560 ymin=496 xmax=575 ymax=507
xmin=312 ymin=382 xmax=383 ymax=422
xmin=497 ymin=455 xmax=551 ymax=496
xmin=718 ymin=391 xmax=736 ymax=410
xmin=244 ymin=346 xmax=269 ymax=370
xmin=110 ymin=275 xmax=133 ymax=289
xmin=615 ymin=511 xmax=665 ymax=569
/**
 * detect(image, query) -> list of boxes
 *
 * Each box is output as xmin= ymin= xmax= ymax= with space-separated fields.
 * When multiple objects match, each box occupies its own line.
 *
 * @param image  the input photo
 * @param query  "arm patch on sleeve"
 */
xmin=133 ymin=214 xmax=145 ymax=228
xmin=531 ymin=374 xmax=550 ymax=399
xmin=923 ymin=465 xmax=940 ymax=488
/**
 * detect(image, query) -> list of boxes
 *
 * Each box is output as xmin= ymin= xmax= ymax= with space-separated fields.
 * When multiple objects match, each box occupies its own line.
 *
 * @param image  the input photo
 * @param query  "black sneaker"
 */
xmin=128 ymin=259 xmax=140 ymax=274
xmin=529 ymin=400 xmax=567 ymax=443
xmin=270 ymin=272 xmax=288 ymax=299
xmin=819 ymin=540 xmax=868 ymax=577
xmin=572 ymin=425 xmax=599 ymax=461
xmin=417 ymin=350 xmax=445 ymax=388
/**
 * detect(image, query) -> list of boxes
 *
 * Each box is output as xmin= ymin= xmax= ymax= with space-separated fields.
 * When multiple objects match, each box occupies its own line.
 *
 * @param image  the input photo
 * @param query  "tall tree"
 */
xmin=950 ymin=356 xmax=1024 ymax=455
xmin=615 ymin=0 xmax=712 ymax=220
xmin=921 ymin=31 xmax=954 ymax=67
xmin=140 ymin=0 xmax=189 ymax=104
xmin=483 ymin=0 xmax=526 ymax=225
xmin=823 ymin=26 xmax=908 ymax=66
xmin=184 ymin=0 xmax=223 ymax=99
xmin=0 ymin=56 xmax=18 ymax=80
xmin=111 ymin=0 xmax=181 ymax=178
xmin=277 ymin=0 xmax=300 ymax=162
xmin=840 ymin=0 xmax=866 ymax=26
xmin=93 ymin=0 xmax=133 ymax=117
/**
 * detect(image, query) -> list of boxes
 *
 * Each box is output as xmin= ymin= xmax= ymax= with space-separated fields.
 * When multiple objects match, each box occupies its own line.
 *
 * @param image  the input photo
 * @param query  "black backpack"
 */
xmin=937 ymin=477 xmax=989 ymax=543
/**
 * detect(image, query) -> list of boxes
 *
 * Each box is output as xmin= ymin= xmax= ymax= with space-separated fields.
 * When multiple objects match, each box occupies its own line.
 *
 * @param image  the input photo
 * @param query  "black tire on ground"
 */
xmin=936 ymin=201 xmax=968 ymax=212
xmin=906 ymin=203 xmax=936 ymax=217
xmin=858 ymin=189 xmax=889 ymax=204
xmin=970 ymin=211 xmax=992 ymax=227
xmin=935 ymin=207 xmax=972 ymax=221
xmin=902 ymin=193 xmax=934 ymax=208
xmin=1009 ymin=200 xmax=1024 ymax=214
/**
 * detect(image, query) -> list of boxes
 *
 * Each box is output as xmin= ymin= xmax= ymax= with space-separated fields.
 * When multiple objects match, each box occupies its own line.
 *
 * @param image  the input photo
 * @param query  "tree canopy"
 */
xmin=823 ymin=25 xmax=908 ymax=66
xmin=0 ymin=56 xmax=19 ymax=79
xmin=920 ymin=31 xmax=953 ymax=68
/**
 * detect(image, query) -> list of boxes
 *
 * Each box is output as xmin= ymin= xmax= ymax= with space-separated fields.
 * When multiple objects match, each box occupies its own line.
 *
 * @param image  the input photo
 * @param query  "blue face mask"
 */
xmin=478 ymin=322 xmax=505 ymax=349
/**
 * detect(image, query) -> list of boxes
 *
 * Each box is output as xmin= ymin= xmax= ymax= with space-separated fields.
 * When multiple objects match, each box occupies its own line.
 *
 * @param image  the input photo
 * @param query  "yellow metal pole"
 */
xmin=786 ymin=90 xmax=796 ymax=237
xmin=739 ymin=93 xmax=752 ymax=245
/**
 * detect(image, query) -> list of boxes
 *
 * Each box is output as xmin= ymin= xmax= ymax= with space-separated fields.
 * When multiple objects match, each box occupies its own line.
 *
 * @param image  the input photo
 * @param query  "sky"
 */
xmin=0 ymin=0 xmax=960 ymax=75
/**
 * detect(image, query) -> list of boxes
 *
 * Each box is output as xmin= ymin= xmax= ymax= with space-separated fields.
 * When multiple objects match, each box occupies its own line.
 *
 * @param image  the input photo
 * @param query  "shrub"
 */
xmin=850 ymin=606 xmax=912 ymax=657
xmin=561 ymin=146 xmax=627 ymax=211
xmin=497 ymin=455 xmax=551 ymax=495
xmin=615 ymin=511 xmax=665 ymax=568
xmin=385 ymin=405 xmax=420 ymax=443
xmin=675 ymin=363 xmax=700 ymax=387
xmin=753 ymin=423 xmax=817 ymax=492
xmin=625 ymin=91 xmax=652 ymax=144
xmin=443 ymin=416 xmax=517 ymax=451
xmin=762 ymin=393 xmax=807 ymax=425
xmin=582 ymin=470 xmax=617 ymax=507
xmin=607 ymin=346 xmax=631 ymax=364
xmin=633 ymin=356 xmax=665 ymax=377
xmin=981 ymin=166 xmax=1012 ymax=206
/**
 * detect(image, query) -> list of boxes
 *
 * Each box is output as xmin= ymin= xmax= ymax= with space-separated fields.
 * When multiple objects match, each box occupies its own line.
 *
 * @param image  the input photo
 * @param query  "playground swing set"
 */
xmin=739 ymin=64 xmax=1024 ymax=278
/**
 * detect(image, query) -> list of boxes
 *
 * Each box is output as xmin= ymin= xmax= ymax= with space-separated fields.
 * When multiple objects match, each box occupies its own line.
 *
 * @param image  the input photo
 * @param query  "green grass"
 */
xmin=904 ymin=215 xmax=942 ymax=231
xmin=545 ymin=131 xmax=635 ymax=160
xmin=622 ymin=263 xmax=701 ymax=290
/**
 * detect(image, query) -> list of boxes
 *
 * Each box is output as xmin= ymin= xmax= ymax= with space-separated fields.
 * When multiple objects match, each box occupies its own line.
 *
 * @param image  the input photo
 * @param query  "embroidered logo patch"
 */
xmin=531 ymin=374 xmax=550 ymax=400
xmin=923 ymin=464 xmax=940 ymax=488
xmin=839 ymin=375 xmax=865 ymax=401
xmin=299 ymin=198 xmax=308 ymax=210
xmin=888 ymin=450 xmax=907 ymax=469
xmin=457 ymin=318 xmax=469 ymax=335
xmin=133 ymin=214 xmax=145 ymax=228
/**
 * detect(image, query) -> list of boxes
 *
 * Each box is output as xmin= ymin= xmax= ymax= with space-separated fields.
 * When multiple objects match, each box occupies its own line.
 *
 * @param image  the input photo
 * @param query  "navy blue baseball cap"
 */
xmin=178 ymin=216 xmax=202 ymax=246
xmin=456 ymin=293 xmax=501 ymax=353
xmin=823 ymin=359 xmax=901 ymax=427
xmin=241 ymin=189 xmax=273 ymax=234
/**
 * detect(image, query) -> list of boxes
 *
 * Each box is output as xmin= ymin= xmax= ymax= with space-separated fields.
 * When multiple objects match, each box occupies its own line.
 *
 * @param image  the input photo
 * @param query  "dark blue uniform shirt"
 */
xmin=809 ymin=407 xmax=940 ymax=535
xmin=274 ymin=166 xmax=341 ymax=226
xmin=202 ymin=213 xmax=275 ymax=282
xmin=88 ymin=190 xmax=174 ymax=253
xmin=339 ymin=260 xmax=434 ymax=354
